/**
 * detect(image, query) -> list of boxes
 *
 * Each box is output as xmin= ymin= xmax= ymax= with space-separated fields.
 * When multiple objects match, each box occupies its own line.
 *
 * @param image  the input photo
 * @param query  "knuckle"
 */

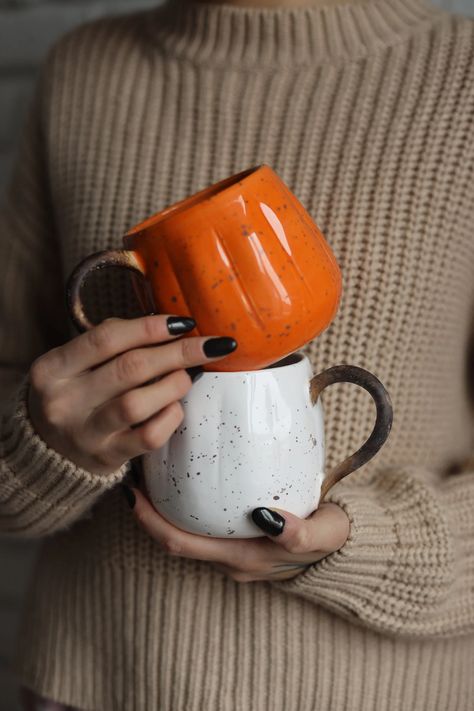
xmin=168 ymin=400 xmax=184 ymax=424
xmin=285 ymin=529 xmax=310 ymax=555
xmin=161 ymin=537 xmax=183 ymax=556
xmin=29 ymin=357 xmax=48 ymax=391
xmin=138 ymin=402 xmax=184 ymax=451
xmin=117 ymin=393 xmax=141 ymax=425
xmin=30 ymin=348 xmax=66 ymax=390
xmin=115 ymin=350 xmax=145 ymax=382
xmin=142 ymin=315 xmax=160 ymax=341
xmin=87 ymin=322 xmax=114 ymax=353
xmin=178 ymin=337 xmax=194 ymax=367
xmin=139 ymin=424 xmax=165 ymax=451
xmin=42 ymin=395 xmax=65 ymax=427
xmin=170 ymin=369 xmax=193 ymax=396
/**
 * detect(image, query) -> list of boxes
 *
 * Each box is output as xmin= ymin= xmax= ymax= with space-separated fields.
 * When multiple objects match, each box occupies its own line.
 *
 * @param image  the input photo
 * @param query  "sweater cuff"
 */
xmin=270 ymin=468 xmax=453 ymax=636
xmin=0 ymin=377 xmax=130 ymax=535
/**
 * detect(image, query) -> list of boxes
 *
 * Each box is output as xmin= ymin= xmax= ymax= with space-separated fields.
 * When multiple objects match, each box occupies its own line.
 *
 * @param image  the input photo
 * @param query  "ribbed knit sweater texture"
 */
xmin=1 ymin=0 xmax=474 ymax=709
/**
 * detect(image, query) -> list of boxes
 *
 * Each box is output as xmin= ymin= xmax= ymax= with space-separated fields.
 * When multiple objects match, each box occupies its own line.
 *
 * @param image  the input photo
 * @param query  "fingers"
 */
xmin=43 ymin=314 xmax=197 ymax=378
xmin=84 ymin=334 xmax=237 ymax=406
xmin=87 ymin=369 xmax=192 ymax=436
xmin=251 ymin=503 xmax=350 ymax=562
xmin=126 ymin=486 xmax=241 ymax=562
xmin=121 ymin=490 xmax=348 ymax=579
xmin=110 ymin=400 xmax=186 ymax=461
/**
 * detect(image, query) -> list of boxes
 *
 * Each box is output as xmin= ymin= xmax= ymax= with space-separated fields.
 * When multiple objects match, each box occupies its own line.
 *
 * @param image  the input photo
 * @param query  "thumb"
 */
xmin=251 ymin=503 xmax=350 ymax=556
xmin=251 ymin=506 xmax=312 ymax=553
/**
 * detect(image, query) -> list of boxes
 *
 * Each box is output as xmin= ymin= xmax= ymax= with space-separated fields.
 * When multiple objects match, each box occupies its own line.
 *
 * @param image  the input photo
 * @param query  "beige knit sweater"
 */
xmin=1 ymin=0 xmax=473 ymax=709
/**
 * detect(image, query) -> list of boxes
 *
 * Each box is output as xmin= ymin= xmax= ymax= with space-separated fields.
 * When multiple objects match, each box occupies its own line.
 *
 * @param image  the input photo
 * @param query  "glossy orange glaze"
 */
xmin=124 ymin=164 xmax=342 ymax=371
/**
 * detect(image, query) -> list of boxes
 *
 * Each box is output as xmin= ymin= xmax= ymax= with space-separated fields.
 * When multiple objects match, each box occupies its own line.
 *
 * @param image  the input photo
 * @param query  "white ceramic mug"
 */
xmin=142 ymin=352 xmax=392 ymax=538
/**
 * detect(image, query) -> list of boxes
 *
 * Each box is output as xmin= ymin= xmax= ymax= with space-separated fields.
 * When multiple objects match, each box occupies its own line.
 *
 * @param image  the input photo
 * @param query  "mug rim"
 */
xmin=202 ymin=351 xmax=307 ymax=377
xmin=124 ymin=163 xmax=267 ymax=242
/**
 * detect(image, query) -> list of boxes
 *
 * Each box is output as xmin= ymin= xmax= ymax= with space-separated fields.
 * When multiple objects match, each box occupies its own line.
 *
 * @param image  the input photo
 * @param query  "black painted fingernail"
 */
xmin=167 ymin=316 xmax=196 ymax=335
xmin=251 ymin=507 xmax=285 ymax=536
xmin=186 ymin=365 xmax=204 ymax=383
xmin=121 ymin=484 xmax=136 ymax=509
xmin=203 ymin=336 xmax=238 ymax=358
xmin=130 ymin=458 xmax=142 ymax=486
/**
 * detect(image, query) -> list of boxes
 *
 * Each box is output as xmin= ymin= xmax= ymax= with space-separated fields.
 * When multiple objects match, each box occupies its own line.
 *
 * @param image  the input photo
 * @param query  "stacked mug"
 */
xmin=67 ymin=164 xmax=392 ymax=538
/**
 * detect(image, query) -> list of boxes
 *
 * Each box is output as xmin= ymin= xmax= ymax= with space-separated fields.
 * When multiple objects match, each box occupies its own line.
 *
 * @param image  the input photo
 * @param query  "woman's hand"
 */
xmin=27 ymin=314 xmax=237 ymax=476
xmin=124 ymin=485 xmax=350 ymax=581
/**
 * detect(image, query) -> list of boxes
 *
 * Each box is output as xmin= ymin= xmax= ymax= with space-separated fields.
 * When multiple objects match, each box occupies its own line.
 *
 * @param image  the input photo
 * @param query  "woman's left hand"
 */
xmin=123 ymin=484 xmax=350 ymax=581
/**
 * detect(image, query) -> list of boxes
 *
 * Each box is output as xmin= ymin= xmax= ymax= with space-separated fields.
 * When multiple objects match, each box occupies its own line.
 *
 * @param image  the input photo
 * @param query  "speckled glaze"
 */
xmin=142 ymin=352 xmax=325 ymax=537
xmin=66 ymin=164 xmax=342 ymax=371
xmin=143 ymin=352 xmax=394 ymax=537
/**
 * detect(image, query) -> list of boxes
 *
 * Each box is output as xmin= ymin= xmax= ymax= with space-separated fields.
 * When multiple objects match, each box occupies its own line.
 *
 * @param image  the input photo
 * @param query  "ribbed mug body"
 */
xmin=142 ymin=354 xmax=325 ymax=537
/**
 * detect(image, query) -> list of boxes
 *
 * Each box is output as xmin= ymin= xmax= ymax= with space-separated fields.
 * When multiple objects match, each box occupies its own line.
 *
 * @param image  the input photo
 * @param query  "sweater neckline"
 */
xmin=147 ymin=0 xmax=447 ymax=69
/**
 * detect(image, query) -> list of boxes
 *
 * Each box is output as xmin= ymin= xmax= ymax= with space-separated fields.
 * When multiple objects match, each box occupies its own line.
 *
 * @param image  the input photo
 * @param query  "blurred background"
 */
xmin=0 ymin=0 xmax=472 ymax=708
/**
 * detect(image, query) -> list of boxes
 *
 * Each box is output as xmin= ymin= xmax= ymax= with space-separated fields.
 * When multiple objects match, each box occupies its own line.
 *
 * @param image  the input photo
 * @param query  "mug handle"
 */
xmin=66 ymin=249 xmax=147 ymax=333
xmin=310 ymin=365 xmax=393 ymax=500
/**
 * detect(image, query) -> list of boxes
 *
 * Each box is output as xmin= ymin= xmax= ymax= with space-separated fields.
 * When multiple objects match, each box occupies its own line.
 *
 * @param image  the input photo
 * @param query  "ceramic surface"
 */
xmin=142 ymin=353 xmax=325 ymax=537
xmin=67 ymin=164 xmax=342 ymax=371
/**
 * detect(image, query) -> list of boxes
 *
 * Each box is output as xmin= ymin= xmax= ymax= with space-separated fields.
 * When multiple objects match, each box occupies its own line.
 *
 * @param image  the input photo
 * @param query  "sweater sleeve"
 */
xmin=271 ymin=343 xmax=474 ymax=639
xmin=0 ymin=49 xmax=129 ymax=539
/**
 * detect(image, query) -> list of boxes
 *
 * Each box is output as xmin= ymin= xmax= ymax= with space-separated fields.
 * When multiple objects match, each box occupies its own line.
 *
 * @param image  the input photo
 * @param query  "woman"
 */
xmin=1 ymin=0 xmax=473 ymax=709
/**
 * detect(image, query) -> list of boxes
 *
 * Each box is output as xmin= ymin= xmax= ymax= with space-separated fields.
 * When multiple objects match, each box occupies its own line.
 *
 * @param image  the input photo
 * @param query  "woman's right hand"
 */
xmin=27 ymin=315 xmax=237 ymax=476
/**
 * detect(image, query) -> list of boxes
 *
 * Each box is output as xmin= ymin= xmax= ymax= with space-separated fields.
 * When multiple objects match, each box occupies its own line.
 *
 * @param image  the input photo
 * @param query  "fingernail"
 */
xmin=186 ymin=365 xmax=204 ymax=383
xmin=130 ymin=458 xmax=141 ymax=486
xmin=167 ymin=316 xmax=196 ymax=335
xmin=121 ymin=484 xmax=136 ymax=509
xmin=251 ymin=507 xmax=285 ymax=536
xmin=203 ymin=336 xmax=238 ymax=358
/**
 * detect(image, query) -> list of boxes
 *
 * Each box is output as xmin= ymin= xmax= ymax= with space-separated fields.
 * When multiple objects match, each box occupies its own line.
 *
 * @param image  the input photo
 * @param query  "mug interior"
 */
xmin=125 ymin=164 xmax=263 ymax=237
xmin=264 ymin=352 xmax=305 ymax=370
xmin=201 ymin=351 xmax=305 ymax=377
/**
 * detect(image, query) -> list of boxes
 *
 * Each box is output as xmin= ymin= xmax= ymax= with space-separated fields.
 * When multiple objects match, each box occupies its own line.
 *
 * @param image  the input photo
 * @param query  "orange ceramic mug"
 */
xmin=67 ymin=164 xmax=342 ymax=371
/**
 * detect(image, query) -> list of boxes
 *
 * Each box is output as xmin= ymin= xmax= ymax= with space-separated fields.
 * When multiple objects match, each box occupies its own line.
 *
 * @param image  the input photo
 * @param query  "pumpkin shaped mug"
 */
xmin=142 ymin=352 xmax=393 ymax=537
xmin=67 ymin=164 xmax=342 ymax=371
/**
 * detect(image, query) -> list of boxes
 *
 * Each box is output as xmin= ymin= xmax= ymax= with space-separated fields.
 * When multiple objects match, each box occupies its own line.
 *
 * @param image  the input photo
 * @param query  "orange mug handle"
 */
xmin=310 ymin=365 xmax=393 ymax=500
xmin=66 ymin=249 xmax=148 ymax=332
